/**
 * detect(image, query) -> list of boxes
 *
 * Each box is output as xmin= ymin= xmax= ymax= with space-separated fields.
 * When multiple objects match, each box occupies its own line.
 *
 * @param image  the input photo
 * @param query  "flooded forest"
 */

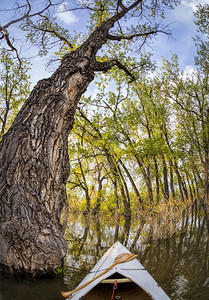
xmin=0 ymin=1 xmax=209 ymax=300
xmin=1 ymin=209 xmax=208 ymax=299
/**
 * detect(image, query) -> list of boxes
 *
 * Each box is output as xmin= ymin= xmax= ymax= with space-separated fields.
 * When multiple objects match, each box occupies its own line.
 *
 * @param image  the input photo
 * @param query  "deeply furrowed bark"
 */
xmin=0 ymin=11 xmax=119 ymax=276
xmin=0 ymin=53 xmax=94 ymax=275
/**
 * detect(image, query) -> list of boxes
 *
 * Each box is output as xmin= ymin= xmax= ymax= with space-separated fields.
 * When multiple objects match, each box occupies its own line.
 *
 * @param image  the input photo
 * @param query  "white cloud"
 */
xmin=171 ymin=0 xmax=209 ymax=24
xmin=182 ymin=64 xmax=197 ymax=80
xmin=182 ymin=0 xmax=209 ymax=12
xmin=56 ymin=2 xmax=79 ymax=25
xmin=184 ymin=65 xmax=195 ymax=74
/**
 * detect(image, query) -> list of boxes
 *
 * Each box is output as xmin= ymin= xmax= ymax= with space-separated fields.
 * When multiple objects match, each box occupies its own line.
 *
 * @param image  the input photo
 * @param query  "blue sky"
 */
xmin=1 ymin=0 xmax=208 ymax=87
xmin=153 ymin=0 xmax=198 ymax=68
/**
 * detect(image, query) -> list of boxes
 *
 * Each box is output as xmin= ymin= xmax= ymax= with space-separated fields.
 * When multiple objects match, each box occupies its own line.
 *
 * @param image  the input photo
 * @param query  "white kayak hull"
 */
xmin=67 ymin=241 xmax=171 ymax=300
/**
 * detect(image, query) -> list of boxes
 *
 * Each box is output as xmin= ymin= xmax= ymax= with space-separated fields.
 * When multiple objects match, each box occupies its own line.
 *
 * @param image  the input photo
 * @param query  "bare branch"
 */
xmin=107 ymin=28 xmax=169 ymax=41
xmin=163 ymin=90 xmax=203 ymax=121
xmin=111 ymin=0 xmax=142 ymax=23
xmin=1 ymin=28 xmax=22 ymax=67
xmin=2 ymin=0 xmax=31 ymax=29
xmin=118 ymin=0 xmax=127 ymax=10
xmin=0 ymin=0 xmax=61 ymax=62
xmin=29 ymin=0 xmax=59 ymax=18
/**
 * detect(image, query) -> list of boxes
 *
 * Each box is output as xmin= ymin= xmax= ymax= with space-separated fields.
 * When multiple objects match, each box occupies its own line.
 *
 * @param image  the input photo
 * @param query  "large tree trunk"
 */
xmin=0 ymin=10 xmax=122 ymax=276
xmin=0 ymin=0 xmax=160 ymax=276
xmin=0 ymin=53 xmax=94 ymax=276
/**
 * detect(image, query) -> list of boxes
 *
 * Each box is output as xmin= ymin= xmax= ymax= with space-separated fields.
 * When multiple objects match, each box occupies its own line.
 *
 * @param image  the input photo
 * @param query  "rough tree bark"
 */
xmin=0 ymin=1 xmax=142 ymax=276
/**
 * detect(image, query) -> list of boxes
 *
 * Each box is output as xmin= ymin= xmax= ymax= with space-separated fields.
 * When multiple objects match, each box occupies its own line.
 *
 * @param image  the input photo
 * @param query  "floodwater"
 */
xmin=0 ymin=209 xmax=208 ymax=300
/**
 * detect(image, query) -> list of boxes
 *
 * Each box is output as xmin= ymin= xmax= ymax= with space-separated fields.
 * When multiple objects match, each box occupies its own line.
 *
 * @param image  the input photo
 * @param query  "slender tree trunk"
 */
xmin=113 ymin=180 xmax=120 ymax=215
xmin=135 ymin=155 xmax=154 ymax=203
xmin=92 ymin=173 xmax=105 ymax=215
xmin=104 ymin=151 xmax=120 ymax=213
xmin=203 ymin=156 xmax=209 ymax=232
xmin=186 ymin=174 xmax=194 ymax=202
xmin=153 ymin=156 xmax=160 ymax=203
xmin=118 ymin=127 xmax=154 ymax=203
xmin=175 ymin=162 xmax=185 ymax=202
xmin=182 ymin=179 xmax=189 ymax=201
xmin=192 ymin=170 xmax=200 ymax=201
xmin=78 ymin=159 xmax=91 ymax=213
xmin=162 ymin=122 xmax=184 ymax=201
xmin=202 ymin=109 xmax=209 ymax=232
xmin=169 ymin=161 xmax=175 ymax=200
xmin=161 ymin=153 xmax=169 ymax=201
xmin=0 ymin=105 xmax=9 ymax=137
xmin=77 ymin=108 xmax=122 ymax=214
xmin=0 ymin=73 xmax=10 ymax=137
xmin=117 ymin=164 xmax=131 ymax=217
xmin=119 ymin=158 xmax=144 ymax=209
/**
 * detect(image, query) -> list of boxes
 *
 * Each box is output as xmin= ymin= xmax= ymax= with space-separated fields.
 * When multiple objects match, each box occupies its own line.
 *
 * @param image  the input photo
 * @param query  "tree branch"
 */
xmin=1 ymin=0 xmax=31 ymax=29
xmin=107 ymin=28 xmax=169 ymax=41
xmin=29 ymin=14 xmax=73 ymax=49
xmin=117 ymin=0 xmax=127 ymax=11
xmin=0 ymin=0 xmax=59 ymax=63
xmin=92 ymin=59 xmax=135 ymax=82
xmin=1 ymin=28 xmax=22 ymax=67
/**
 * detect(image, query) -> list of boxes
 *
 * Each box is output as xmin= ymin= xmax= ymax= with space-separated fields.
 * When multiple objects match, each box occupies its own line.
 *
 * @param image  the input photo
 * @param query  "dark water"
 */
xmin=0 ymin=211 xmax=208 ymax=300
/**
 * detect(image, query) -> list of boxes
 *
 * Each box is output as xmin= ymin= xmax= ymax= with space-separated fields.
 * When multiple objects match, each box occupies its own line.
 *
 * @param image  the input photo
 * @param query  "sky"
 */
xmin=0 ymin=0 xmax=208 ymax=88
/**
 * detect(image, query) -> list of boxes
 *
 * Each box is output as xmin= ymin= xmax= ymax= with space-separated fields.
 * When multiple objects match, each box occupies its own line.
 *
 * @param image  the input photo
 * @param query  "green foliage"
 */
xmin=88 ymin=0 xmax=113 ymax=28
xmin=67 ymin=29 xmax=209 ymax=214
xmin=53 ymin=267 xmax=63 ymax=275
xmin=20 ymin=14 xmax=73 ymax=56
xmin=0 ymin=49 xmax=31 ymax=137
xmin=194 ymin=4 xmax=209 ymax=71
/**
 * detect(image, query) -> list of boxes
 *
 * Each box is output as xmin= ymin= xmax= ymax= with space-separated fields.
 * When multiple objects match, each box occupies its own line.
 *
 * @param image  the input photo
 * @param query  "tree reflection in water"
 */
xmin=0 ymin=209 xmax=208 ymax=300
xmin=64 ymin=209 xmax=209 ymax=300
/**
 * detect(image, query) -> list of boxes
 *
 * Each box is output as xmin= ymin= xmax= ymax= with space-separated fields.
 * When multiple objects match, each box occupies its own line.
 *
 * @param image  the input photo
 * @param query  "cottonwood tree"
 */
xmin=0 ymin=0 xmax=180 ymax=276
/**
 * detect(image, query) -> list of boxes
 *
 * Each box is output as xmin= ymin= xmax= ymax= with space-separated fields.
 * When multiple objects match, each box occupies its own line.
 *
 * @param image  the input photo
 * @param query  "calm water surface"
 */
xmin=0 ymin=211 xmax=208 ymax=300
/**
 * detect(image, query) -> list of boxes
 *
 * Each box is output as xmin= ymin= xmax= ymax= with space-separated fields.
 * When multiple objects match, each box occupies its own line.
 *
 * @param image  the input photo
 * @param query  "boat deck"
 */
xmin=83 ymin=281 xmax=152 ymax=299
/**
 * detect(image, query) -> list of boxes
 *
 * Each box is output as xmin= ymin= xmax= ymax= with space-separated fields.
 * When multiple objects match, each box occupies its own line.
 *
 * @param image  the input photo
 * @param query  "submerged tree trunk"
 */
xmin=0 ymin=7 xmax=133 ymax=275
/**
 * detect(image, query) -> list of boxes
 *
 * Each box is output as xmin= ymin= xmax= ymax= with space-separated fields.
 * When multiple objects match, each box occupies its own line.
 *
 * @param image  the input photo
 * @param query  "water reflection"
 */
xmin=0 ymin=210 xmax=208 ymax=300
xmin=0 ymin=275 xmax=66 ymax=300
xmin=64 ymin=211 xmax=209 ymax=300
